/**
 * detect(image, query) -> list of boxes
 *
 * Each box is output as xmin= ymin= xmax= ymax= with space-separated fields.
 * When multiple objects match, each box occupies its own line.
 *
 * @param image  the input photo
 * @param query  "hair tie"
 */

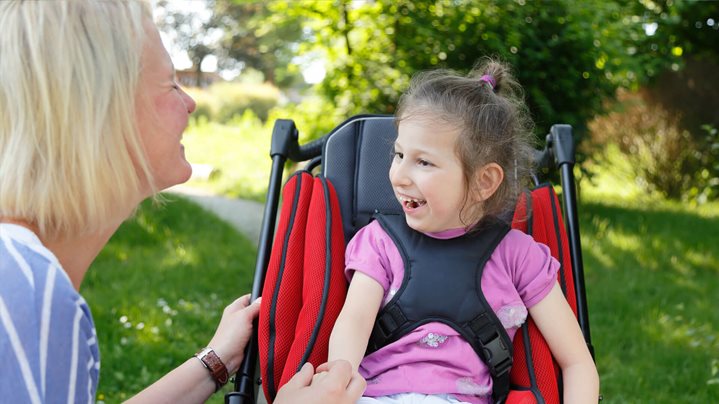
xmin=479 ymin=74 xmax=496 ymax=91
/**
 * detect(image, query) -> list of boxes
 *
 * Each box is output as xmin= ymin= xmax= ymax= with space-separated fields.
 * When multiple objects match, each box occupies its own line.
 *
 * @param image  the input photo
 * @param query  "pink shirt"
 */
xmin=345 ymin=220 xmax=559 ymax=403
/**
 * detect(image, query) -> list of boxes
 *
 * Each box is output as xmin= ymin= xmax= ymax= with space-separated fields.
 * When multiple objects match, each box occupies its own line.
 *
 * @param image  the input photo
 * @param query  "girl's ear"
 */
xmin=472 ymin=163 xmax=504 ymax=202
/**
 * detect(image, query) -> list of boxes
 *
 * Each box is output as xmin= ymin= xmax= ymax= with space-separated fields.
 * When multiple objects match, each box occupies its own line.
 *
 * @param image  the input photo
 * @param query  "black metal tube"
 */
xmin=252 ymin=155 xmax=287 ymax=299
xmin=228 ymin=153 xmax=286 ymax=404
xmin=558 ymin=162 xmax=594 ymax=355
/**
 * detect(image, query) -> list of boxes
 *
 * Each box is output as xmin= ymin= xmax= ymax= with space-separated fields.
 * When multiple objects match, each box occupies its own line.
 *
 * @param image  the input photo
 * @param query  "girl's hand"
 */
xmin=207 ymin=294 xmax=261 ymax=374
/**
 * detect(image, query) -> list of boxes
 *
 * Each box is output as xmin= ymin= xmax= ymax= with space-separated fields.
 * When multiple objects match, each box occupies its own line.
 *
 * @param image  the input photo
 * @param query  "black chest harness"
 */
xmin=365 ymin=214 xmax=514 ymax=403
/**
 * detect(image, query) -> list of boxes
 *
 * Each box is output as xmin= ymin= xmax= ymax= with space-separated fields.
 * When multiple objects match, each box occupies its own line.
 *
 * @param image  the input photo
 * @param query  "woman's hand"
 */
xmin=207 ymin=294 xmax=261 ymax=374
xmin=275 ymin=360 xmax=366 ymax=404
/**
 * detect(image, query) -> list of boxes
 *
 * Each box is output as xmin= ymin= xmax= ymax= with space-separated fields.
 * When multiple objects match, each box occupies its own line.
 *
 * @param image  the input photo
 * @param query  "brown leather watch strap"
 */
xmin=194 ymin=347 xmax=229 ymax=392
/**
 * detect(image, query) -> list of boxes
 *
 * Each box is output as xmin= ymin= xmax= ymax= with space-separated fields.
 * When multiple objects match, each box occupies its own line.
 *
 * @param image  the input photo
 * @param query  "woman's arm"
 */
xmin=529 ymin=282 xmax=600 ymax=403
xmin=328 ymin=272 xmax=385 ymax=371
xmin=124 ymin=294 xmax=261 ymax=404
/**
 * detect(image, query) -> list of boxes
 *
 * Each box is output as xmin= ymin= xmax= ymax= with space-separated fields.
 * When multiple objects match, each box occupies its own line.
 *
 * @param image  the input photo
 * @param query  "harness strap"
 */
xmin=366 ymin=214 xmax=513 ymax=403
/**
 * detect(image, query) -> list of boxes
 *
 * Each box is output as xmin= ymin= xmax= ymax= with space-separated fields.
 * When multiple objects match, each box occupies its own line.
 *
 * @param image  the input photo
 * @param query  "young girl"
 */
xmin=327 ymin=59 xmax=599 ymax=403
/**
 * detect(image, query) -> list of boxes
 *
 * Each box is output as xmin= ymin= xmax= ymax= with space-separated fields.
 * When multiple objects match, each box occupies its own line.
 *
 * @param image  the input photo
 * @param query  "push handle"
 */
xmin=270 ymin=119 xmax=325 ymax=162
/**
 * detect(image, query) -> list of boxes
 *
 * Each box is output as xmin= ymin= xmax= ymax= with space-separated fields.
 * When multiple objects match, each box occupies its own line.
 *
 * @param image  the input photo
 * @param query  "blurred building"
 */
xmin=175 ymin=69 xmax=223 ymax=88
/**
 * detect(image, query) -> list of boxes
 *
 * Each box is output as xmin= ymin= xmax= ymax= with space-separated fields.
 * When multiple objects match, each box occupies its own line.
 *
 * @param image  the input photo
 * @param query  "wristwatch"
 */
xmin=194 ymin=347 xmax=229 ymax=392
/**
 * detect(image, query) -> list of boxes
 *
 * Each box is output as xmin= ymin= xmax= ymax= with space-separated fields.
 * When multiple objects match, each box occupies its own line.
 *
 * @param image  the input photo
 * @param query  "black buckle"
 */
xmin=376 ymin=305 xmax=407 ymax=338
xmin=481 ymin=332 xmax=512 ymax=376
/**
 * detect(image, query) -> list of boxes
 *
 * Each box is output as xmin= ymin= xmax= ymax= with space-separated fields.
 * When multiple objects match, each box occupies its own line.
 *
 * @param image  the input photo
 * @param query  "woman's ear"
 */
xmin=472 ymin=163 xmax=504 ymax=202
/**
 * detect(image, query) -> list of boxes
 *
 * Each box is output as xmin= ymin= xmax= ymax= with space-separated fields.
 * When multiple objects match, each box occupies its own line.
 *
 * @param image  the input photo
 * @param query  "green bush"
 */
xmin=212 ymin=81 xmax=280 ymax=122
xmin=588 ymin=89 xmax=718 ymax=202
xmin=185 ymin=87 xmax=215 ymax=123
xmin=267 ymin=95 xmax=346 ymax=142
xmin=185 ymin=81 xmax=280 ymax=124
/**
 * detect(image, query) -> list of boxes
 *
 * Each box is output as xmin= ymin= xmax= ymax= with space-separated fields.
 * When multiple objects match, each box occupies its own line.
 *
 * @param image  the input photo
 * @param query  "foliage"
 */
xmin=155 ymin=0 xmax=221 ymax=87
xmin=587 ymin=90 xmax=719 ymax=202
xmin=214 ymin=1 xmax=304 ymax=87
xmin=620 ymin=0 xmax=719 ymax=83
xmin=260 ymin=0 xmax=645 ymax=141
xmin=185 ymin=81 xmax=280 ymax=123
xmin=168 ymin=0 xmax=718 ymax=199
xmin=84 ymin=197 xmax=256 ymax=404
xmin=156 ymin=0 xmax=305 ymax=87
xmin=268 ymin=95 xmax=345 ymax=142
xmin=182 ymin=114 xmax=273 ymax=201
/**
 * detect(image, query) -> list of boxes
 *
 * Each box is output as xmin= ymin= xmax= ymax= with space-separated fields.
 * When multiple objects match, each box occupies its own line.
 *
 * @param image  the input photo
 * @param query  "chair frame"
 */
xmin=224 ymin=114 xmax=594 ymax=404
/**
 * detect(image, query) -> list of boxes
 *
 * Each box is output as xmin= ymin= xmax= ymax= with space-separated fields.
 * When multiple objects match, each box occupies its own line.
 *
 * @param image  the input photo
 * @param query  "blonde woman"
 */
xmin=0 ymin=1 xmax=364 ymax=403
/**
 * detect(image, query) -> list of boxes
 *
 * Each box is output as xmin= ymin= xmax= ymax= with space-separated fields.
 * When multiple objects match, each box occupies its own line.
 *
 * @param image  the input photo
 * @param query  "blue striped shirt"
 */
xmin=0 ymin=224 xmax=100 ymax=403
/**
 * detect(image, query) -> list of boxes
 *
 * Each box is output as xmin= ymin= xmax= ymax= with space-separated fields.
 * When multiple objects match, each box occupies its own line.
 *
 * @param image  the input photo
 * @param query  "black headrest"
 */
xmin=322 ymin=115 xmax=402 ymax=242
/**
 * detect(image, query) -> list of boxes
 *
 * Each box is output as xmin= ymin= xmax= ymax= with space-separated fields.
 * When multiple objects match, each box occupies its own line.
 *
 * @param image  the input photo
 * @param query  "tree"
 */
xmin=155 ymin=0 xmax=223 ymax=87
xmin=156 ymin=0 xmax=304 ymax=87
xmin=271 ymin=0 xmax=640 ymax=141
xmin=218 ymin=1 xmax=304 ymax=87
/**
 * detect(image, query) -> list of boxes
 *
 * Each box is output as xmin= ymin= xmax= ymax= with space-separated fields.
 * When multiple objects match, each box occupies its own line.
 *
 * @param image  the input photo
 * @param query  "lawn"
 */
xmin=82 ymin=122 xmax=719 ymax=402
xmin=181 ymin=116 xmax=273 ymax=202
xmin=83 ymin=195 xmax=256 ymax=403
xmin=582 ymin=196 xmax=719 ymax=402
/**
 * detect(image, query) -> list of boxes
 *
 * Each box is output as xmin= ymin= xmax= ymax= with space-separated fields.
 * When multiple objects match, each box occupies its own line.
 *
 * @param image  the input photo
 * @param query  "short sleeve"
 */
xmin=506 ymin=230 xmax=560 ymax=308
xmin=0 ymin=227 xmax=100 ymax=404
xmin=344 ymin=220 xmax=394 ymax=292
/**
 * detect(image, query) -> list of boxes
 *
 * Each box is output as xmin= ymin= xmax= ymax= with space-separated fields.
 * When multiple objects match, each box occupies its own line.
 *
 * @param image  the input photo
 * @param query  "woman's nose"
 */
xmin=181 ymin=88 xmax=196 ymax=114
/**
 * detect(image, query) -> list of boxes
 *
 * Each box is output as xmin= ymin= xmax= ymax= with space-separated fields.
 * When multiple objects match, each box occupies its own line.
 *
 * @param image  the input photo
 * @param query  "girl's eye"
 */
xmin=393 ymin=151 xmax=404 ymax=160
xmin=418 ymin=159 xmax=432 ymax=167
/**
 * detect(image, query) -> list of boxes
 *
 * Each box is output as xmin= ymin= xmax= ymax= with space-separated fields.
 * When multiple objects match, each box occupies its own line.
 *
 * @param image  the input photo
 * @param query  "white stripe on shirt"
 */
xmin=0 ymin=231 xmax=35 ymax=288
xmin=66 ymin=307 xmax=83 ymax=404
xmin=40 ymin=263 xmax=56 ymax=395
xmin=86 ymin=357 xmax=95 ymax=403
xmin=0 ymin=297 xmax=42 ymax=404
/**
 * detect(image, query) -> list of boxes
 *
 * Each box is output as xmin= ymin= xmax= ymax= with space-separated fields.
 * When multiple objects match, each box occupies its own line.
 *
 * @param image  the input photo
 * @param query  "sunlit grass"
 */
xmin=580 ymin=158 xmax=719 ymax=402
xmin=83 ymin=196 xmax=256 ymax=403
xmin=182 ymin=114 xmax=273 ymax=201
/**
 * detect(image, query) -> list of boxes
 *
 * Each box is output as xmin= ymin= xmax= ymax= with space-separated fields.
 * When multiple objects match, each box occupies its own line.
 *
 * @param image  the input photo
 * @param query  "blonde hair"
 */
xmin=0 ymin=0 xmax=154 ymax=239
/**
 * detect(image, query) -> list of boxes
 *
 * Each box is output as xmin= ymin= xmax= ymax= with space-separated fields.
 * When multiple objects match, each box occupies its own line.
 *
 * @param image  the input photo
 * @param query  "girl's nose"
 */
xmin=389 ymin=160 xmax=411 ymax=186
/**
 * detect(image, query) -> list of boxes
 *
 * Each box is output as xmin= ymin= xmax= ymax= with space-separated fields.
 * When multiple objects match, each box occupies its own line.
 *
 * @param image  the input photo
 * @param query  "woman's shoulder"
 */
xmin=0 ymin=224 xmax=79 ymax=306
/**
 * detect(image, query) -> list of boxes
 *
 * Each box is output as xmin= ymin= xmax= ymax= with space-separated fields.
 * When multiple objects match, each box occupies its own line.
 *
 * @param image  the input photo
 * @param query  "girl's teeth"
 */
xmin=402 ymin=198 xmax=425 ymax=209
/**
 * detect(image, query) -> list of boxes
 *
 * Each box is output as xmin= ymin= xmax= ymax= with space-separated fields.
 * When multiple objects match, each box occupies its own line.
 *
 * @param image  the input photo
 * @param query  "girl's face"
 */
xmin=390 ymin=117 xmax=479 ymax=233
xmin=135 ymin=21 xmax=196 ymax=195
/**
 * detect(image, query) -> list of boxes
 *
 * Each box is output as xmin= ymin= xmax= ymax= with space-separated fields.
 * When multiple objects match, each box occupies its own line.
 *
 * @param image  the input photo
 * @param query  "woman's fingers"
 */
xmin=225 ymin=294 xmax=251 ymax=312
xmin=316 ymin=360 xmax=352 ymax=386
xmin=285 ymin=362 xmax=315 ymax=389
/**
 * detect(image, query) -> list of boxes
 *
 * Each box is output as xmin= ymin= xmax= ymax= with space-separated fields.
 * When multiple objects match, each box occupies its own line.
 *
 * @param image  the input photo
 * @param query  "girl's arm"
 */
xmin=328 ymin=272 xmax=385 ymax=371
xmin=529 ymin=282 xmax=600 ymax=403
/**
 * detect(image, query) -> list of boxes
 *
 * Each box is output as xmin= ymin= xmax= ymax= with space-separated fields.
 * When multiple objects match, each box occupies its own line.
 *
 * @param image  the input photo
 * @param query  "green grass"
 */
xmin=82 ymin=134 xmax=719 ymax=402
xmin=581 ymin=196 xmax=719 ymax=402
xmin=578 ymin=146 xmax=719 ymax=401
xmin=182 ymin=115 xmax=273 ymax=202
xmin=83 ymin=195 xmax=256 ymax=403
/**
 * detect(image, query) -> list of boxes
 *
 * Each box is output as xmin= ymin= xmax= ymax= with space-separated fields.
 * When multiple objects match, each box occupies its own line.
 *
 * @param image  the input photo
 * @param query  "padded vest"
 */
xmin=366 ymin=213 xmax=513 ymax=403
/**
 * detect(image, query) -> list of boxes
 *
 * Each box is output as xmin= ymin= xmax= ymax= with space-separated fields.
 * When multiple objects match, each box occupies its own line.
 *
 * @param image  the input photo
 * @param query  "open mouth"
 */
xmin=399 ymin=196 xmax=427 ymax=210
